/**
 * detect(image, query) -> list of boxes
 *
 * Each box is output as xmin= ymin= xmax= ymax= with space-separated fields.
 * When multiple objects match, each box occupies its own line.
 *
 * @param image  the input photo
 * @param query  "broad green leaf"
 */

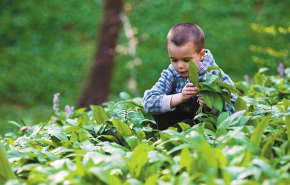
xmin=129 ymin=143 xmax=152 ymax=178
xmin=189 ymin=61 xmax=200 ymax=88
xmin=250 ymin=115 xmax=271 ymax=146
xmin=167 ymin=143 xmax=194 ymax=154
xmin=199 ymin=91 xmax=215 ymax=109
xmin=47 ymin=129 xmax=68 ymax=141
xmin=218 ymin=81 xmax=241 ymax=95
xmin=201 ymin=83 xmax=221 ymax=93
xmin=261 ymin=139 xmax=274 ymax=160
xmin=282 ymin=98 xmax=290 ymax=111
xmin=99 ymin=135 xmax=119 ymax=143
xmin=8 ymin=121 xmax=22 ymax=128
xmin=219 ymin=91 xmax=232 ymax=105
xmin=64 ymin=126 xmax=81 ymax=133
xmin=90 ymin=167 xmax=122 ymax=184
xmin=112 ymin=119 xmax=133 ymax=136
xmin=0 ymin=143 xmax=16 ymax=183
xmin=136 ymin=131 xmax=146 ymax=141
xmin=123 ymin=135 xmax=139 ymax=150
xmin=217 ymin=112 xmax=229 ymax=125
xmin=70 ymin=131 xmax=78 ymax=142
xmin=234 ymin=96 xmax=248 ymax=111
xmin=180 ymin=147 xmax=193 ymax=173
xmin=79 ymin=133 xmax=91 ymax=142
xmin=77 ymin=113 xmax=90 ymax=126
xmin=178 ymin=122 xmax=191 ymax=131
xmin=286 ymin=115 xmax=290 ymax=139
xmin=34 ymin=139 xmax=54 ymax=146
xmin=145 ymin=173 xmax=159 ymax=185
xmin=205 ymin=66 xmax=221 ymax=75
xmin=27 ymin=140 xmax=42 ymax=150
xmin=252 ymin=158 xmax=279 ymax=178
xmin=213 ymin=93 xmax=223 ymax=112
xmin=114 ymin=99 xmax=153 ymax=120
xmin=204 ymin=73 xmax=219 ymax=86
xmin=216 ymin=110 xmax=246 ymax=136
xmin=92 ymin=105 xmax=108 ymax=125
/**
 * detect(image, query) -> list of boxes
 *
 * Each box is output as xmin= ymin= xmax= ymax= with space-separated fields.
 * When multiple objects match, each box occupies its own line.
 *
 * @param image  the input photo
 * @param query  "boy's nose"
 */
xmin=177 ymin=61 xmax=184 ymax=68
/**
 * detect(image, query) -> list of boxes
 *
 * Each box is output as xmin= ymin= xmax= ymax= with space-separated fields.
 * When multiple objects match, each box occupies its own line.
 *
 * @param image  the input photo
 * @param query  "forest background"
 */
xmin=1 ymin=0 xmax=289 ymax=135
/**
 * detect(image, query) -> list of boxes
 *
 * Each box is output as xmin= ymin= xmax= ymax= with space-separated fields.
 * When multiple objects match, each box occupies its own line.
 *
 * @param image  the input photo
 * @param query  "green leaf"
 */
xmin=219 ymin=91 xmax=232 ymax=105
xmin=250 ymin=115 xmax=271 ymax=146
xmin=0 ymin=143 xmax=16 ymax=183
xmin=70 ymin=131 xmax=78 ymax=142
xmin=261 ymin=139 xmax=274 ymax=160
xmin=189 ymin=61 xmax=200 ymax=88
xmin=129 ymin=143 xmax=152 ymax=178
xmin=99 ymin=135 xmax=119 ymax=143
xmin=218 ymin=81 xmax=241 ymax=95
xmin=178 ymin=122 xmax=191 ymax=131
xmin=234 ymin=96 xmax=248 ymax=111
xmin=115 ymin=99 xmax=153 ymax=120
xmin=123 ymin=135 xmax=139 ymax=150
xmin=217 ymin=112 xmax=229 ymax=125
xmin=136 ymin=131 xmax=146 ymax=141
xmin=201 ymin=83 xmax=221 ymax=93
xmin=282 ymin=98 xmax=290 ymax=111
xmin=92 ymin=105 xmax=108 ymax=125
xmin=112 ymin=119 xmax=133 ymax=136
xmin=216 ymin=110 xmax=247 ymax=136
xmin=77 ymin=113 xmax=90 ymax=126
xmin=286 ymin=115 xmax=290 ymax=139
xmin=180 ymin=147 xmax=193 ymax=173
xmin=213 ymin=93 xmax=223 ymax=112
xmin=8 ymin=121 xmax=22 ymax=128
xmin=48 ymin=129 xmax=68 ymax=141
xmin=205 ymin=66 xmax=221 ymax=74
xmin=204 ymin=73 xmax=219 ymax=86
xmin=199 ymin=91 xmax=215 ymax=109
xmin=90 ymin=167 xmax=122 ymax=185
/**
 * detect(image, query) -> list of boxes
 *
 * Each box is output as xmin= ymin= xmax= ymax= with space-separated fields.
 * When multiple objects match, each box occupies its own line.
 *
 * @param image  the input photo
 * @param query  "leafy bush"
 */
xmin=1 ymin=68 xmax=290 ymax=184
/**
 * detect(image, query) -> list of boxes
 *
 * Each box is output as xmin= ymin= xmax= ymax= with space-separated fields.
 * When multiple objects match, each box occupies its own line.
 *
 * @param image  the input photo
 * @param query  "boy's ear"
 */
xmin=199 ymin=49 xmax=206 ymax=61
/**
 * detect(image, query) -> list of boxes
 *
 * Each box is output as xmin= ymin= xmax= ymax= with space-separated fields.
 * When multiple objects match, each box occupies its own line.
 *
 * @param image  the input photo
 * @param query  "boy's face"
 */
xmin=168 ymin=42 xmax=206 ymax=77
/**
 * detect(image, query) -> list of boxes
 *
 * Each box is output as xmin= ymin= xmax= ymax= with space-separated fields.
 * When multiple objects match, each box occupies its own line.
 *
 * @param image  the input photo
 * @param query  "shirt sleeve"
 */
xmin=143 ymin=68 xmax=176 ymax=114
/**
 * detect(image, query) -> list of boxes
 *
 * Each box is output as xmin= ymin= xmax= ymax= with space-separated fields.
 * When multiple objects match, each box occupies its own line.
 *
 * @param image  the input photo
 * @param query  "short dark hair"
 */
xmin=167 ymin=22 xmax=204 ymax=52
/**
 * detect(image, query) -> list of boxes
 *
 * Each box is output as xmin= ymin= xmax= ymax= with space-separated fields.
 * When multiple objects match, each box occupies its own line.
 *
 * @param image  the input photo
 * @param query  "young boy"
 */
xmin=143 ymin=23 xmax=237 ymax=130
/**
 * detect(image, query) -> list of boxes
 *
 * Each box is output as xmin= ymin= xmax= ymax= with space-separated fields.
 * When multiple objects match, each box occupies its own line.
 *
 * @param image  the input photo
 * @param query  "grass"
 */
xmin=0 ymin=104 xmax=53 ymax=137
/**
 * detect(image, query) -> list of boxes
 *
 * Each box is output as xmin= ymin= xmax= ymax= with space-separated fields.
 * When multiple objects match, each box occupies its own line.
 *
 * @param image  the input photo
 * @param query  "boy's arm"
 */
xmin=143 ymin=69 xmax=176 ymax=114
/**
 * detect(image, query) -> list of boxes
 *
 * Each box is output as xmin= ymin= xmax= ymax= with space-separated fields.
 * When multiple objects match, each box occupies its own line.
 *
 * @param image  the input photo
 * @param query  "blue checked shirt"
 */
xmin=143 ymin=49 xmax=237 ymax=115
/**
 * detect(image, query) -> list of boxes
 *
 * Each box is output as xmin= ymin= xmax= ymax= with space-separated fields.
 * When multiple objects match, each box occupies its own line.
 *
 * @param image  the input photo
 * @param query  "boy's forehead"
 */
xmin=167 ymin=42 xmax=196 ymax=50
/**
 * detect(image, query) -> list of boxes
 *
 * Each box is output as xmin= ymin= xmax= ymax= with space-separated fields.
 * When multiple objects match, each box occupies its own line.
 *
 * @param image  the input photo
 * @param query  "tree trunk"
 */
xmin=78 ymin=0 xmax=123 ymax=109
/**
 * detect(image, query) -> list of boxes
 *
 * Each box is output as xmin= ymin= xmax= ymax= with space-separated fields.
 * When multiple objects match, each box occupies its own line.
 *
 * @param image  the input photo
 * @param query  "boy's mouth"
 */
xmin=179 ymin=71 xmax=187 ymax=74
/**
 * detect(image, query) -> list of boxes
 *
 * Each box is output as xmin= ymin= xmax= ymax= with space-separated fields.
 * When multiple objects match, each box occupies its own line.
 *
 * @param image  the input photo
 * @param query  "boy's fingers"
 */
xmin=186 ymin=83 xmax=195 ymax=87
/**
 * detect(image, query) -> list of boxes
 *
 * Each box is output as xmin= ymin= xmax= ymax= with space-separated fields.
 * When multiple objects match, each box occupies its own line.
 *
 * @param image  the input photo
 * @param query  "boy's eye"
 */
xmin=184 ymin=59 xmax=190 ymax=62
xmin=171 ymin=59 xmax=178 ymax=62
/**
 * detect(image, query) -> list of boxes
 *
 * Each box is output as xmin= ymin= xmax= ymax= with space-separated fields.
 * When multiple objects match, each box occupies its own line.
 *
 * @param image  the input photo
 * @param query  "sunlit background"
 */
xmin=1 ymin=0 xmax=289 ymax=135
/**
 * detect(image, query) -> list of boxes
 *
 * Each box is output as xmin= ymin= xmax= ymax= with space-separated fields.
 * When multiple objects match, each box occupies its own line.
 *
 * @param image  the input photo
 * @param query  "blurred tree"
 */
xmin=78 ymin=0 xmax=123 ymax=109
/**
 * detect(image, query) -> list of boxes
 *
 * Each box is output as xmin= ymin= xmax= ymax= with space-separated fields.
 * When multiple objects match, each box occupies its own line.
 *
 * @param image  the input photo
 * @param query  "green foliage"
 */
xmin=188 ymin=61 xmax=242 ymax=112
xmin=2 ymin=0 xmax=289 ymax=108
xmin=1 ymin=69 xmax=290 ymax=184
xmin=0 ymin=0 xmax=103 ymax=105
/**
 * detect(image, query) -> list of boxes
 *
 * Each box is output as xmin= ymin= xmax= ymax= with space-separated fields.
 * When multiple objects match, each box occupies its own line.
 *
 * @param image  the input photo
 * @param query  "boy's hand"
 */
xmin=197 ymin=94 xmax=208 ymax=107
xmin=170 ymin=83 xmax=199 ymax=109
xmin=181 ymin=83 xmax=199 ymax=102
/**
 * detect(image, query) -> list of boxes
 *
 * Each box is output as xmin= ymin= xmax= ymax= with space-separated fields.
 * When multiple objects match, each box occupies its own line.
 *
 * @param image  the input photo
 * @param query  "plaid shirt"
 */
xmin=143 ymin=49 xmax=237 ymax=115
